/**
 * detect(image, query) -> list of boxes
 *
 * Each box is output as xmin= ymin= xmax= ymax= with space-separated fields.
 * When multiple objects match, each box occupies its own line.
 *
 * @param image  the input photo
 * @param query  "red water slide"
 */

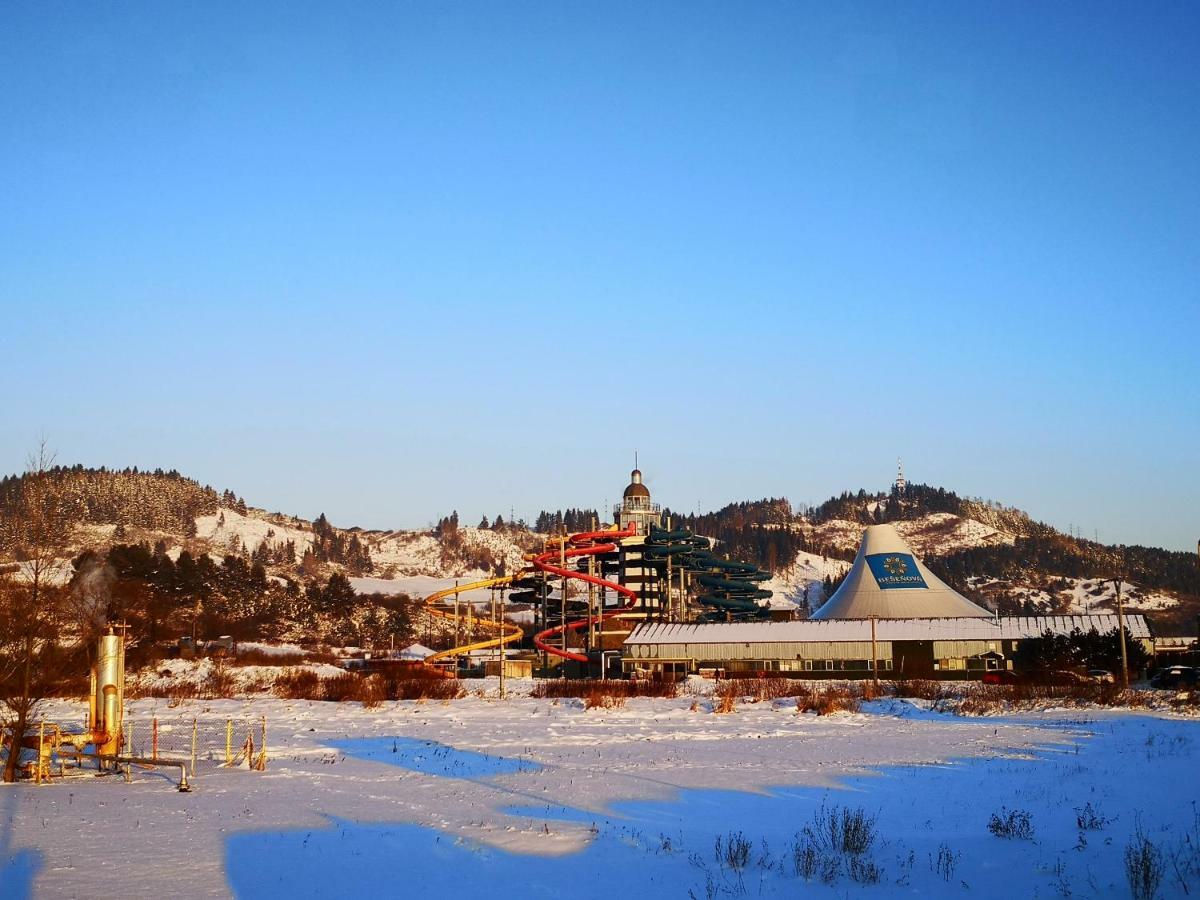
xmin=531 ymin=524 xmax=638 ymax=663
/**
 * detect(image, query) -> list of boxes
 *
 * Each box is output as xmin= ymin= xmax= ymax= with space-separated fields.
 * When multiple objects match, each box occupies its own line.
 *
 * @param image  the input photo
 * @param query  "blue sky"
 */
xmin=2 ymin=2 xmax=1197 ymax=551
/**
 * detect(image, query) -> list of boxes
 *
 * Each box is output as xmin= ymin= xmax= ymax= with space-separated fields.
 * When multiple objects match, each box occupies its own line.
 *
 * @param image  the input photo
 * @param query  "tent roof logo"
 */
xmin=883 ymin=556 xmax=908 ymax=577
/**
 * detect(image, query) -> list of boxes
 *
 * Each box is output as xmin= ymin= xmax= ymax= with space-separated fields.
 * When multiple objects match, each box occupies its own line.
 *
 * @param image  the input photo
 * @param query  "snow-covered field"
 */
xmin=3 ymin=690 xmax=1199 ymax=899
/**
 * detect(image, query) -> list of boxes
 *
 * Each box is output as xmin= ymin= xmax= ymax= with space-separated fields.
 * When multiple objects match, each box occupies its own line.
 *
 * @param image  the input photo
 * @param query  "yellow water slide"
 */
xmin=422 ymin=574 xmax=524 ymax=667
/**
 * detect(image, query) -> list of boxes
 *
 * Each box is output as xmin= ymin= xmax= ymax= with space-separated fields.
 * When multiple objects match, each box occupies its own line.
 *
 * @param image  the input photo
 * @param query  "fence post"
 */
xmin=225 ymin=719 xmax=233 ymax=766
xmin=257 ymin=716 xmax=267 ymax=771
xmin=190 ymin=718 xmax=198 ymax=777
xmin=152 ymin=718 xmax=158 ymax=762
xmin=36 ymin=722 xmax=45 ymax=785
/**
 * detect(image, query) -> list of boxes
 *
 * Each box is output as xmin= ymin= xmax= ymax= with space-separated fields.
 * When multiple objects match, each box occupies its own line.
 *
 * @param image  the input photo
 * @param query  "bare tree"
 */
xmin=0 ymin=441 xmax=73 ymax=782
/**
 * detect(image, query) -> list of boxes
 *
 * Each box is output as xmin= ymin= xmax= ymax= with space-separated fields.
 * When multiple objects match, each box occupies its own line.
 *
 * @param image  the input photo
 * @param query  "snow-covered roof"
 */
xmin=810 ymin=524 xmax=991 ymax=619
xmin=624 ymin=614 xmax=1151 ymax=645
xmin=396 ymin=643 xmax=436 ymax=660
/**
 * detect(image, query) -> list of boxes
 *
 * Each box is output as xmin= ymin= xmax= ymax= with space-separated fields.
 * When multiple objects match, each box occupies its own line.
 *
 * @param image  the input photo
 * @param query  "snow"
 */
xmin=969 ymin=575 xmax=1180 ymax=614
xmin=237 ymin=642 xmax=308 ymax=658
xmin=4 ymin=691 xmax=1199 ymax=898
xmin=364 ymin=527 xmax=528 ymax=579
xmin=811 ymin=513 xmax=1014 ymax=557
xmin=195 ymin=507 xmax=314 ymax=558
xmin=761 ymin=551 xmax=852 ymax=612
xmin=397 ymin=643 xmax=436 ymax=660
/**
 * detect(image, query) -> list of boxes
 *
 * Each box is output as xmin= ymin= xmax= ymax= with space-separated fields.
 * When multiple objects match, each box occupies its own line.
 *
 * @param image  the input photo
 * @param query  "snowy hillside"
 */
xmin=810 ymin=512 xmax=1014 ymax=557
xmin=761 ymin=551 xmax=852 ymax=612
xmin=968 ymin=575 xmax=1180 ymax=615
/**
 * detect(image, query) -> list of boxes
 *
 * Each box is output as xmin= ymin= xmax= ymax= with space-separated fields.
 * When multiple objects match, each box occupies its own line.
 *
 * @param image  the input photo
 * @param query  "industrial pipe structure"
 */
xmin=531 ymin=524 xmax=639 ymax=663
xmin=88 ymin=628 xmax=126 ymax=755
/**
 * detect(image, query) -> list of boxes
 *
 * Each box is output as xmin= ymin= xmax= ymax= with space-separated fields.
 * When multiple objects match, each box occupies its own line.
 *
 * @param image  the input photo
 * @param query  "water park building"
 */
xmin=619 ymin=522 xmax=1152 ymax=679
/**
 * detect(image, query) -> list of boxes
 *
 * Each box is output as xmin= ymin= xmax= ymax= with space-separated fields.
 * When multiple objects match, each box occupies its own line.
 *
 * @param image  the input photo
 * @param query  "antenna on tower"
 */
xmin=634 ymin=449 xmax=638 ymax=470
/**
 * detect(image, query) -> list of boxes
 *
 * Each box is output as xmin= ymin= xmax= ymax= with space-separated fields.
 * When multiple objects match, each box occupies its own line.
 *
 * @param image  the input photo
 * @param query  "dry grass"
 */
xmin=231 ymin=647 xmax=336 ymax=667
xmin=721 ymin=677 xmax=815 ymax=701
xmin=531 ymin=679 xmax=678 ymax=702
xmin=889 ymin=679 xmax=948 ymax=701
xmin=709 ymin=678 xmax=862 ymax=716
xmin=955 ymin=681 xmax=1159 ymax=715
xmin=713 ymin=683 xmax=737 ymax=714
xmin=273 ymin=668 xmax=463 ymax=703
xmin=800 ymin=686 xmax=862 ymax=716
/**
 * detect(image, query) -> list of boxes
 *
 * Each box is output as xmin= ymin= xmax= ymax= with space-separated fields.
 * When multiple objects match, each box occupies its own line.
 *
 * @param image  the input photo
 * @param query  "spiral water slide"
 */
xmin=532 ymin=524 xmax=638 ymax=663
xmin=643 ymin=525 xmax=773 ymax=619
xmin=423 ymin=574 xmax=524 ymax=672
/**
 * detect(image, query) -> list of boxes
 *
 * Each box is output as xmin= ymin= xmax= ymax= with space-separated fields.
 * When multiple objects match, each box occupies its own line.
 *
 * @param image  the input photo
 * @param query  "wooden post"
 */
xmin=152 ymin=717 xmax=159 ymax=761
xmin=190 ymin=718 xmax=198 ymax=777
xmin=225 ymin=719 xmax=233 ymax=766
xmin=258 ymin=716 xmax=267 ymax=771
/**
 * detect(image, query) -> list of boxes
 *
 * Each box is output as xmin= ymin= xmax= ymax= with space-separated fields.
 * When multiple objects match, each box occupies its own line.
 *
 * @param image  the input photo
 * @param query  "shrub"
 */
xmin=799 ymin=686 xmax=861 ymax=716
xmin=202 ymin=659 xmax=236 ymax=699
xmin=791 ymin=802 xmax=881 ymax=885
xmin=890 ymin=679 xmax=945 ymax=701
xmin=376 ymin=671 xmax=464 ymax=701
xmin=274 ymin=668 xmax=322 ymax=699
xmin=722 ymin=678 xmax=814 ymax=702
xmin=713 ymin=681 xmax=738 ymax=714
xmin=1076 ymin=802 xmax=1111 ymax=831
xmin=714 ymin=831 xmax=752 ymax=871
xmin=1125 ymin=829 xmax=1164 ymax=900
xmin=988 ymin=807 xmax=1035 ymax=840
xmin=531 ymin=679 xmax=677 ymax=700
xmin=932 ymin=844 xmax=959 ymax=881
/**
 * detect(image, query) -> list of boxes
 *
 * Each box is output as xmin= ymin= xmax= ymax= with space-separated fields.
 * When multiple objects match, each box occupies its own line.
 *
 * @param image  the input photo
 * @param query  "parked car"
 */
xmin=1150 ymin=667 xmax=1199 ymax=690
xmin=1087 ymin=669 xmax=1116 ymax=684
xmin=982 ymin=670 xmax=1023 ymax=685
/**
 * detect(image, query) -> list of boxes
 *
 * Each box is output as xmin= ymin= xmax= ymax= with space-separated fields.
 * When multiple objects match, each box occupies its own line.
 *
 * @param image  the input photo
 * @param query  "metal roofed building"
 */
xmin=621 ymin=615 xmax=1152 ymax=680
xmin=810 ymin=523 xmax=992 ymax=619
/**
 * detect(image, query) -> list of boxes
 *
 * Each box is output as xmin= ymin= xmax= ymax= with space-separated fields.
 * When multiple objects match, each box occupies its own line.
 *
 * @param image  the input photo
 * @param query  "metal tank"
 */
xmin=90 ymin=629 xmax=125 ymax=756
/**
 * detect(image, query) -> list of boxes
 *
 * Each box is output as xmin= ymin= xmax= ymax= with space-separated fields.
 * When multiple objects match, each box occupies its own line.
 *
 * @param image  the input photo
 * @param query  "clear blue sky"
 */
xmin=2 ymin=2 xmax=1197 ymax=551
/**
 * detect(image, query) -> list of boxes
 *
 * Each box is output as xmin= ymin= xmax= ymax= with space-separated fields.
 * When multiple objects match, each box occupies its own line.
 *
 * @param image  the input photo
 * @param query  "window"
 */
xmin=804 ymin=660 xmax=813 ymax=671
xmin=824 ymin=660 xmax=834 ymax=671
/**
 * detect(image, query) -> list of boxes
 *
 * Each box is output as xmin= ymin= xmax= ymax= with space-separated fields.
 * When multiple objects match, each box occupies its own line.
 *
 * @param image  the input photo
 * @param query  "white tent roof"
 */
xmin=810 ymin=524 xmax=991 ymax=619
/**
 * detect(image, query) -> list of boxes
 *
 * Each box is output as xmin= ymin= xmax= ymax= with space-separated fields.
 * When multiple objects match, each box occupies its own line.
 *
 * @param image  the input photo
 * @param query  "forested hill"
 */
xmin=0 ymin=466 xmax=232 ymax=543
xmin=809 ymin=482 xmax=1197 ymax=593
xmin=810 ymin=483 xmax=1045 ymax=538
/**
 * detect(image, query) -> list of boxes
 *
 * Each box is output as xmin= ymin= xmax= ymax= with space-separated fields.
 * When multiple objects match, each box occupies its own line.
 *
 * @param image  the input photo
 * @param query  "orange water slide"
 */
xmin=532 ymin=524 xmax=638 ymax=663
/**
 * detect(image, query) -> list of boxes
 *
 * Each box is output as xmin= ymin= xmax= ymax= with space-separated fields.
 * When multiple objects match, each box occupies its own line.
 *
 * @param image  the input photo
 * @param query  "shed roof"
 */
xmin=624 ymin=614 xmax=1151 ymax=646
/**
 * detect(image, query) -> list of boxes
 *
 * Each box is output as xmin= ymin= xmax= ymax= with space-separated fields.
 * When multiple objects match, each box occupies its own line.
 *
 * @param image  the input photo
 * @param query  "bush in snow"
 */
xmin=988 ymin=807 xmax=1035 ymax=840
xmin=1124 ymin=828 xmax=1164 ymax=900
xmin=791 ymin=802 xmax=881 ymax=885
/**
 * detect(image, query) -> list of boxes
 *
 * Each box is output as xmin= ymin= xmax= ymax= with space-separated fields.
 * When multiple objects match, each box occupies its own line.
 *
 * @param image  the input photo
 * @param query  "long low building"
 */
xmin=621 ymin=615 xmax=1152 ymax=679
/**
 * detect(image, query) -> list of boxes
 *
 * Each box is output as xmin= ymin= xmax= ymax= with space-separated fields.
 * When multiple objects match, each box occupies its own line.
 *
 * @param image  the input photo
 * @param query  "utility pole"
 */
xmin=1113 ymin=577 xmax=1130 ymax=689
xmin=870 ymin=615 xmax=879 ymax=691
